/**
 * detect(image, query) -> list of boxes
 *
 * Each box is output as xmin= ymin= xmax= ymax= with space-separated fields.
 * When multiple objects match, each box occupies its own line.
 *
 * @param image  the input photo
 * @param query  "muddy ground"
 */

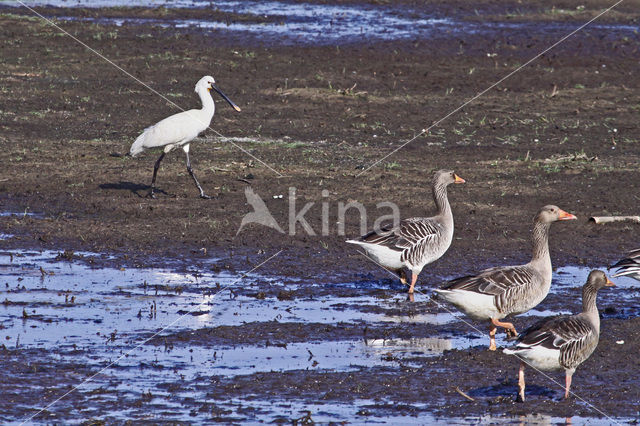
xmin=0 ymin=0 xmax=639 ymax=422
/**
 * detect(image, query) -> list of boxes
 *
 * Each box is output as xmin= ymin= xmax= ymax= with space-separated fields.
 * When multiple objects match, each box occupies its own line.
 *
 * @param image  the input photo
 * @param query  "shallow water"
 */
xmin=11 ymin=0 xmax=640 ymax=45
xmin=0 ymin=249 xmax=635 ymax=423
xmin=0 ymin=249 xmax=471 ymax=352
xmin=0 ymin=211 xmax=43 ymax=218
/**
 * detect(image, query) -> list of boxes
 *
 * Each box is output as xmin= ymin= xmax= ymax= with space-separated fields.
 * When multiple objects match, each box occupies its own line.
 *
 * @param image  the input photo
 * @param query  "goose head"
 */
xmin=585 ymin=269 xmax=616 ymax=291
xmin=535 ymin=205 xmax=577 ymax=224
xmin=433 ymin=169 xmax=465 ymax=187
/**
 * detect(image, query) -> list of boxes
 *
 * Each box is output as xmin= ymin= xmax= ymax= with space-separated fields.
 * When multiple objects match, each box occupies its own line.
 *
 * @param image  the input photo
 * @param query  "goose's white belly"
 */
xmin=506 ymin=346 xmax=561 ymax=371
xmin=355 ymin=242 xmax=404 ymax=270
xmin=435 ymin=289 xmax=502 ymax=320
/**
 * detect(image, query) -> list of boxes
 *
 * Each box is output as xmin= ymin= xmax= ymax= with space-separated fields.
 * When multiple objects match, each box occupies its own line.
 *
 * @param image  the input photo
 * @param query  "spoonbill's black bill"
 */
xmin=211 ymin=84 xmax=241 ymax=112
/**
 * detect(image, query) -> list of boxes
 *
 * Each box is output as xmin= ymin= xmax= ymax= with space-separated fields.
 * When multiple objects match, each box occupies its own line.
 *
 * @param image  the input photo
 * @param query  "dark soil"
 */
xmin=0 ymin=1 xmax=639 ymax=422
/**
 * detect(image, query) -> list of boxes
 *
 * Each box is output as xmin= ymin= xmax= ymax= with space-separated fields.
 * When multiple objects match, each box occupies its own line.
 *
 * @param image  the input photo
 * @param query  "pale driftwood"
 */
xmin=589 ymin=216 xmax=640 ymax=224
xmin=455 ymin=386 xmax=475 ymax=402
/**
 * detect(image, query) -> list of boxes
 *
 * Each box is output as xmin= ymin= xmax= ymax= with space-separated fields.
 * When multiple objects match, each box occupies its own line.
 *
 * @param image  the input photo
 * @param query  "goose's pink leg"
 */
xmin=408 ymin=273 xmax=418 ymax=294
xmin=517 ymin=362 xmax=526 ymax=402
xmin=489 ymin=322 xmax=497 ymax=351
xmin=564 ymin=373 xmax=572 ymax=399
xmin=491 ymin=317 xmax=518 ymax=338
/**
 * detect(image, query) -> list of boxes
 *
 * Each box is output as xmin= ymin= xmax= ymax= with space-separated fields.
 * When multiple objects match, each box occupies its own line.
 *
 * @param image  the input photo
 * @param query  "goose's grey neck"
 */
xmin=432 ymin=181 xmax=451 ymax=217
xmin=530 ymin=221 xmax=551 ymax=265
xmin=582 ymin=285 xmax=601 ymax=330
xmin=582 ymin=285 xmax=600 ymax=313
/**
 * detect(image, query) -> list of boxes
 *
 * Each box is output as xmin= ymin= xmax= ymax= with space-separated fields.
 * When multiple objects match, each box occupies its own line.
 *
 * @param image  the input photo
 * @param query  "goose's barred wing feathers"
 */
xmin=611 ymin=249 xmax=640 ymax=279
xmin=516 ymin=315 xmax=595 ymax=369
xmin=357 ymin=218 xmax=443 ymax=253
xmin=440 ymin=265 xmax=535 ymax=296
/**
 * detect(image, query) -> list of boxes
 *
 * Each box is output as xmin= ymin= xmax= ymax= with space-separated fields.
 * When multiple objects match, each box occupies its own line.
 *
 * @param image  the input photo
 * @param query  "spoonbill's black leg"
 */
xmin=184 ymin=147 xmax=210 ymax=199
xmin=148 ymin=152 xmax=165 ymax=198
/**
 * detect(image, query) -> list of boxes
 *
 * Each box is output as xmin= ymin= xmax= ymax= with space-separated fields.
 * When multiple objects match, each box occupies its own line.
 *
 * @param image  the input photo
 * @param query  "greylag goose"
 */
xmin=347 ymin=169 xmax=465 ymax=294
xmin=435 ymin=205 xmax=577 ymax=350
xmin=611 ymin=248 xmax=640 ymax=282
xmin=504 ymin=270 xmax=615 ymax=402
xmin=130 ymin=75 xmax=241 ymax=199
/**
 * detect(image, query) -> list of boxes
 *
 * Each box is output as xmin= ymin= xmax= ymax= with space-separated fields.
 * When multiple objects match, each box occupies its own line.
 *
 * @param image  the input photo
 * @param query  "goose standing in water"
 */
xmin=130 ymin=75 xmax=241 ymax=199
xmin=347 ymin=169 xmax=465 ymax=294
xmin=504 ymin=270 xmax=615 ymax=402
xmin=435 ymin=205 xmax=577 ymax=350
xmin=611 ymin=248 xmax=640 ymax=282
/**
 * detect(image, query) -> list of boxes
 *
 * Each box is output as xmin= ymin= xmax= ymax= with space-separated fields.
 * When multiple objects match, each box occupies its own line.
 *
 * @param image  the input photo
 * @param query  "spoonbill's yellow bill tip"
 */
xmin=234 ymin=106 xmax=242 ymax=112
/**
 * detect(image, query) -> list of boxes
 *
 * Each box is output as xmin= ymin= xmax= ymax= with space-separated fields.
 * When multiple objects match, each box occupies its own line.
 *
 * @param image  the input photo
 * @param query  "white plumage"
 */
xmin=130 ymin=75 xmax=241 ymax=199
xmin=504 ymin=344 xmax=561 ymax=371
xmin=348 ymin=240 xmax=405 ymax=271
xmin=130 ymin=109 xmax=207 ymax=157
xmin=434 ymin=289 xmax=500 ymax=320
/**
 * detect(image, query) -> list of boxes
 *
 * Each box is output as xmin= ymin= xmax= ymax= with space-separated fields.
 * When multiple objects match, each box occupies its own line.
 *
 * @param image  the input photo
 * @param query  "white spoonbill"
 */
xmin=129 ymin=75 xmax=241 ymax=199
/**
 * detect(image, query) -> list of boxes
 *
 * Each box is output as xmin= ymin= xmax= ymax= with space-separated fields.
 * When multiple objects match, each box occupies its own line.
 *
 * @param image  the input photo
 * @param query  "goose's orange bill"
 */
xmin=558 ymin=209 xmax=577 ymax=220
xmin=453 ymin=174 xmax=465 ymax=184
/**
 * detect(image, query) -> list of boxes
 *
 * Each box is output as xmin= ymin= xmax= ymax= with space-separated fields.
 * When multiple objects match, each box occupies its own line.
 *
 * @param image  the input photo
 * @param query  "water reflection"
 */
xmin=365 ymin=337 xmax=453 ymax=354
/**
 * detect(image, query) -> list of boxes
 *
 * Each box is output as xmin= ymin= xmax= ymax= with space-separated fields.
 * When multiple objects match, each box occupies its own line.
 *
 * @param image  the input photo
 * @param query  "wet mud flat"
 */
xmin=0 ymin=0 xmax=640 ymax=422
xmin=0 ymin=250 xmax=639 ymax=423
